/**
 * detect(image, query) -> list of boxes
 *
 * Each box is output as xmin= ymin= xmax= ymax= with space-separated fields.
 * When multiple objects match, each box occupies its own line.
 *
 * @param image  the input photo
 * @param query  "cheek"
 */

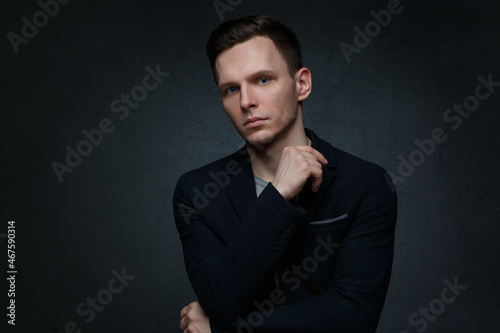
xmin=272 ymin=93 xmax=296 ymax=120
xmin=222 ymin=101 xmax=238 ymax=120
xmin=269 ymin=84 xmax=296 ymax=109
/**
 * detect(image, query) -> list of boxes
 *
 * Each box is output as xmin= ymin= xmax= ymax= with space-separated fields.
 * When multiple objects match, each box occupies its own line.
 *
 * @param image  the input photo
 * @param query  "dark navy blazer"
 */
xmin=173 ymin=129 xmax=397 ymax=332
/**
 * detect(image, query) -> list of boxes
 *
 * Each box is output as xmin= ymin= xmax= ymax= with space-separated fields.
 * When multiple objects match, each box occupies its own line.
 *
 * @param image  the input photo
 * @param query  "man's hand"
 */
xmin=272 ymin=146 xmax=328 ymax=201
xmin=179 ymin=301 xmax=211 ymax=333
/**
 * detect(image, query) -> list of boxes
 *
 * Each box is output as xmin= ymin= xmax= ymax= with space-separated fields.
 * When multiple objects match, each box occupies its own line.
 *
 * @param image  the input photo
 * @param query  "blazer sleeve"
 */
xmin=209 ymin=168 xmax=398 ymax=333
xmin=173 ymin=173 xmax=307 ymax=322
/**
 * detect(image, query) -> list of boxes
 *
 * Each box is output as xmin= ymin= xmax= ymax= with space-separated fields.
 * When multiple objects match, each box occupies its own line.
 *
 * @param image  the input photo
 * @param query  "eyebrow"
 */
xmin=218 ymin=69 xmax=279 ymax=92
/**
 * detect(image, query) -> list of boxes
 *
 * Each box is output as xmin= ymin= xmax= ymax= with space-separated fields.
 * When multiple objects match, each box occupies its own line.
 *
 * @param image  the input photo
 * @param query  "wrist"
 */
xmin=271 ymin=181 xmax=292 ymax=201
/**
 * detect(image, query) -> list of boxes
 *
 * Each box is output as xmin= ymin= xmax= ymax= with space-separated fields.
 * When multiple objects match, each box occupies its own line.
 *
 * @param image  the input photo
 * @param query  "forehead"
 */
xmin=215 ymin=36 xmax=288 ymax=84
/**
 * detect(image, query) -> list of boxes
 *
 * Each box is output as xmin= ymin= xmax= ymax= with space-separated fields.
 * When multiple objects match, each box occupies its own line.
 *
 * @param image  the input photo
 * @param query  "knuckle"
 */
xmin=298 ymin=159 xmax=309 ymax=168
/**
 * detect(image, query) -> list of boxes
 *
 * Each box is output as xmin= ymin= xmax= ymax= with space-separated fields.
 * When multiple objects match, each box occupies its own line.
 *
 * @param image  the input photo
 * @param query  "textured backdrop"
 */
xmin=2 ymin=0 xmax=499 ymax=332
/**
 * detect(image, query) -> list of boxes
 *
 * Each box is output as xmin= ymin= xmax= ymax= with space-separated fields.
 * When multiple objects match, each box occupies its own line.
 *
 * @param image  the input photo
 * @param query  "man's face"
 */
xmin=215 ymin=36 xmax=306 ymax=148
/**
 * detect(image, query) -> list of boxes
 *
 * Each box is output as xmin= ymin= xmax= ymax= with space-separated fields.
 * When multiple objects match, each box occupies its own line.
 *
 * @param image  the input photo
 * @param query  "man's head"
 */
xmin=206 ymin=15 xmax=312 ymax=150
xmin=207 ymin=15 xmax=303 ymax=83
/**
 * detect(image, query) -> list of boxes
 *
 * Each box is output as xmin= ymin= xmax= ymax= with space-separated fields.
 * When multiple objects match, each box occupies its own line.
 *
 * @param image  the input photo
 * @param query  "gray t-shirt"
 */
xmin=254 ymin=174 xmax=269 ymax=197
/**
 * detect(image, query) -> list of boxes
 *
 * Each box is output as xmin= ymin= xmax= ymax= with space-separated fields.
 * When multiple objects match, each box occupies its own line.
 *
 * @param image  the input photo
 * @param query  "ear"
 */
xmin=295 ymin=67 xmax=312 ymax=102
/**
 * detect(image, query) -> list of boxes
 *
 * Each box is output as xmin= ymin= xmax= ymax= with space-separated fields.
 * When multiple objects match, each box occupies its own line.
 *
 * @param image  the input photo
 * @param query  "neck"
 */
xmin=247 ymin=121 xmax=310 ymax=182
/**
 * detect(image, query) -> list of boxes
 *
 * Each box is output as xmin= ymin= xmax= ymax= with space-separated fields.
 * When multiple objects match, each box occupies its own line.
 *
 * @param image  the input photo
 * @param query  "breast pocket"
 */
xmin=308 ymin=213 xmax=349 ymax=229
xmin=289 ymin=213 xmax=350 ymax=295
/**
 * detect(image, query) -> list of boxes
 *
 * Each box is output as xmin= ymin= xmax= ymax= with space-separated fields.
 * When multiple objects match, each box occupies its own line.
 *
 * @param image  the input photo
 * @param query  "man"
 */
xmin=173 ymin=15 xmax=397 ymax=333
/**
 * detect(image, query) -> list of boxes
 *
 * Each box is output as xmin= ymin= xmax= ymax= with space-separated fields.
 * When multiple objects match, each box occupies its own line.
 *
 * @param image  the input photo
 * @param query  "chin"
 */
xmin=247 ymin=131 xmax=278 ymax=150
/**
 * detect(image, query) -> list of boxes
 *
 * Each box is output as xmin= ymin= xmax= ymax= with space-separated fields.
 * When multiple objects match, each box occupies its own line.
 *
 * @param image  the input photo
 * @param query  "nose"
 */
xmin=240 ymin=84 xmax=257 ymax=112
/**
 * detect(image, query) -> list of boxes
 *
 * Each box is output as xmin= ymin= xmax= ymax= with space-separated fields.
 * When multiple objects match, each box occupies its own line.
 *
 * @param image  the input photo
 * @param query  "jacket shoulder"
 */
xmin=309 ymin=129 xmax=388 ymax=182
xmin=333 ymin=146 xmax=387 ymax=176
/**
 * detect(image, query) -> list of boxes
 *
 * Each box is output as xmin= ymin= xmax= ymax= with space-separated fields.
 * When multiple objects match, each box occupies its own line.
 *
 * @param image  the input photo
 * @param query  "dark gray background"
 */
xmin=2 ymin=0 xmax=499 ymax=332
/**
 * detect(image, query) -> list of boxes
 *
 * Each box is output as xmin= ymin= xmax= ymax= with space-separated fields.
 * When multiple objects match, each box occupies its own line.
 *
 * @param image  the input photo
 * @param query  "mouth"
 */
xmin=244 ymin=117 xmax=267 ymax=128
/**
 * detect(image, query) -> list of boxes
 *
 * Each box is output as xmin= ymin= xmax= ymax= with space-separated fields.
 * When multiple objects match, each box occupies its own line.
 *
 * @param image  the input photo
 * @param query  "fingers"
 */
xmin=305 ymin=160 xmax=323 ymax=192
xmin=180 ymin=305 xmax=190 ymax=318
xmin=310 ymin=175 xmax=323 ymax=192
xmin=179 ymin=303 xmax=191 ymax=330
xmin=294 ymin=146 xmax=328 ymax=165
xmin=309 ymin=166 xmax=324 ymax=192
xmin=179 ymin=315 xmax=188 ymax=330
xmin=180 ymin=301 xmax=208 ymax=332
xmin=300 ymin=152 xmax=325 ymax=169
xmin=291 ymin=147 xmax=326 ymax=192
xmin=273 ymin=146 xmax=328 ymax=200
xmin=180 ymin=301 xmax=200 ymax=318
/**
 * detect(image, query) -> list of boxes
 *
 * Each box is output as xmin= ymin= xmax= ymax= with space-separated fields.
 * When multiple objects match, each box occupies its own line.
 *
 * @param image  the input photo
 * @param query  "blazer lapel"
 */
xmin=298 ymin=166 xmax=337 ymax=223
xmin=299 ymin=129 xmax=338 ymax=222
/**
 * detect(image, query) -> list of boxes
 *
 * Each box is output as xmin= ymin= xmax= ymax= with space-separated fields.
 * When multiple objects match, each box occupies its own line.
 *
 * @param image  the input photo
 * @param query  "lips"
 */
xmin=244 ymin=117 xmax=267 ymax=128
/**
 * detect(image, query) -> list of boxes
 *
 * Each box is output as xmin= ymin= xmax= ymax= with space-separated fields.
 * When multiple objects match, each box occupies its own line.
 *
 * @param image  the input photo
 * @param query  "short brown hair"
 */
xmin=206 ymin=15 xmax=303 ymax=82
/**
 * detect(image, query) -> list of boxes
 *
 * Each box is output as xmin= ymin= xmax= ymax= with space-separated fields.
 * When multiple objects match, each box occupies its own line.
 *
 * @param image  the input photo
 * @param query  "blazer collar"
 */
xmin=227 ymin=128 xmax=338 ymax=222
xmin=306 ymin=128 xmax=338 ymax=171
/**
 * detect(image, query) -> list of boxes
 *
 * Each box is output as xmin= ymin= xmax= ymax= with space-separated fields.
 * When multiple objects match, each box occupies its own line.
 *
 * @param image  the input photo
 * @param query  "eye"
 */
xmin=258 ymin=77 xmax=270 ymax=85
xmin=225 ymin=87 xmax=238 ymax=95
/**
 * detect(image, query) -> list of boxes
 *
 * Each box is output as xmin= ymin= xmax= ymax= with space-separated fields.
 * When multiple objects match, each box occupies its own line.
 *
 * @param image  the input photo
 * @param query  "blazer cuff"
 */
xmin=260 ymin=183 xmax=306 ymax=221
